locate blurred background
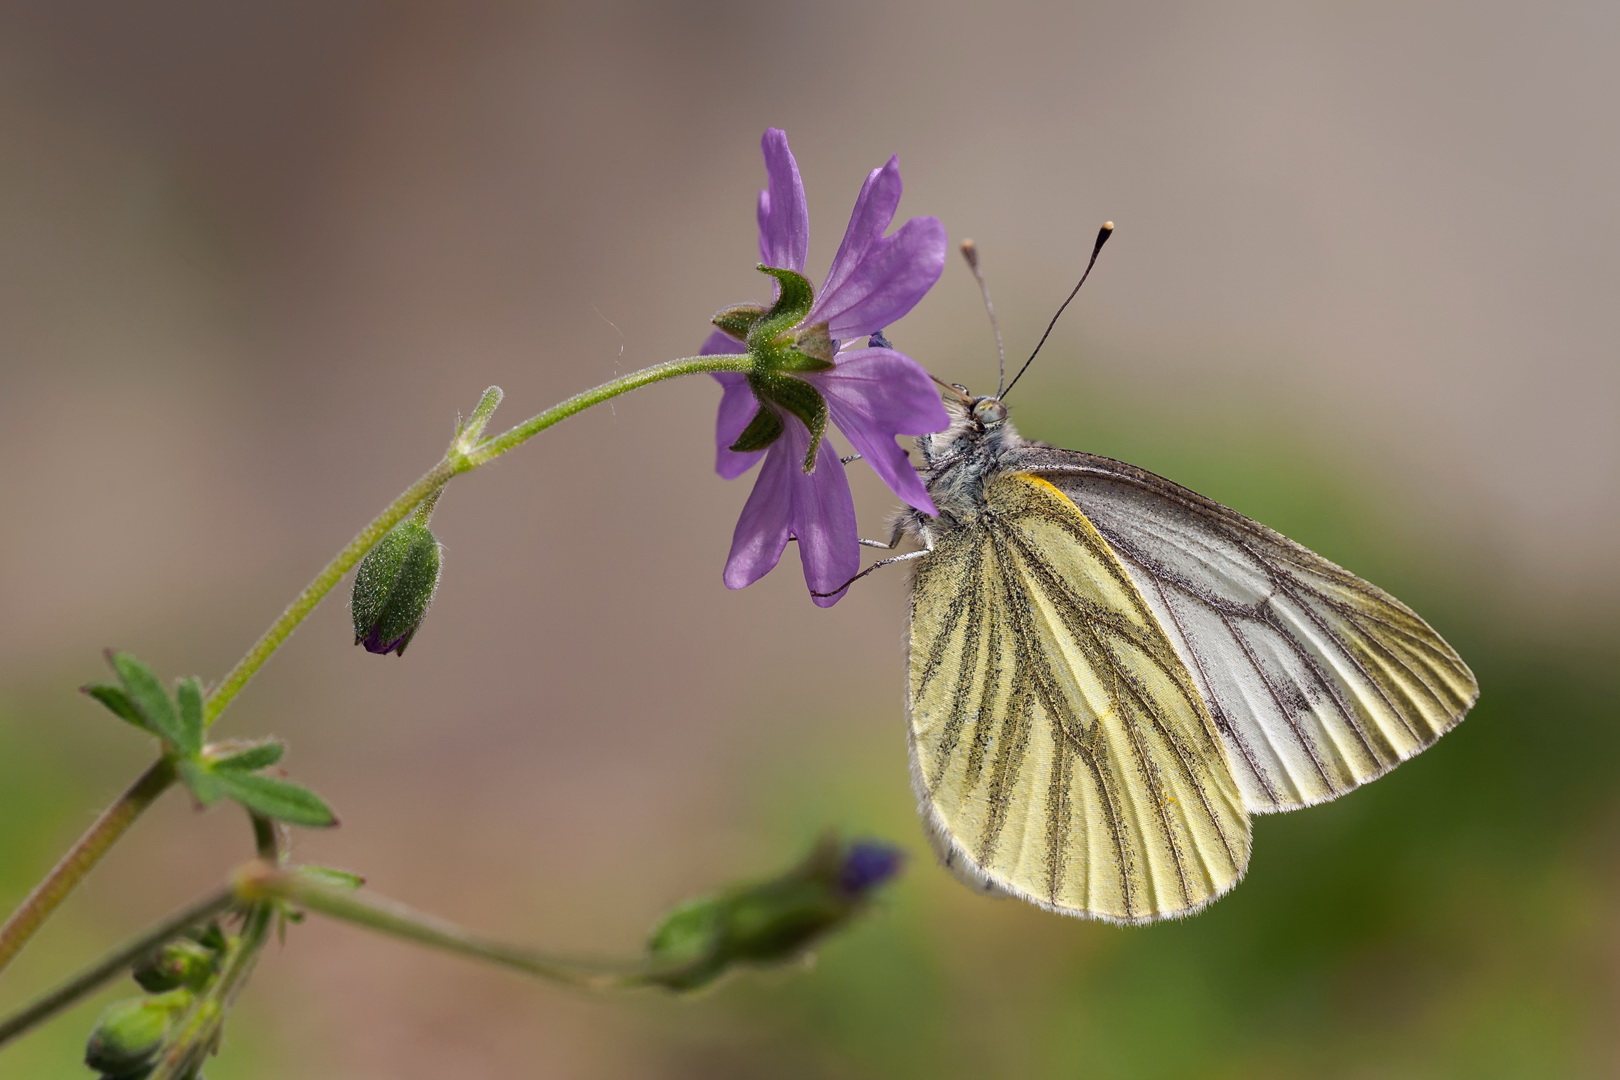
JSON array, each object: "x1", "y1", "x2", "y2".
[{"x1": 1, "y1": 1, "x2": 1616, "y2": 1077}]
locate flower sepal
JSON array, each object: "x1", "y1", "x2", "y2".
[
  {"x1": 786, "y1": 321, "x2": 836, "y2": 367},
  {"x1": 746, "y1": 265, "x2": 815, "y2": 347},
  {"x1": 745, "y1": 372, "x2": 828, "y2": 471},
  {"x1": 711, "y1": 303, "x2": 766, "y2": 340}
]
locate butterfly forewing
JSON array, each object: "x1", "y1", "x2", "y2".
[
  {"x1": 908, "y1": 473, "x2": 1250, "y2": 922},
  {"x1": 1023, "y1": 450, "x2": 1479, "y2": 813}
]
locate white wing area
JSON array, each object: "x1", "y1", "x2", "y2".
[{"x1": 1025, "y1": 452, "x2": 1478, "y2": 814}]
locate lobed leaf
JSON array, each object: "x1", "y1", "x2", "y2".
[
  {"x1": 82, "y1": 682, "x2": 152, "y2": 734},
  {"x1": 109, "y1": 652, "x2": 187, "y2": 753},
  {"x1": 210, "y1": 770, "x2": 337, "y2": 828},
  {"x1": 295, "y1": 866, "x2": 365, "y2": 891},
  {"x1": 173, "y1": 676, "x2": 206, "y2": 757},
  {"x1": 206, "y1": 738, "x2": 286, "y2": 773}
]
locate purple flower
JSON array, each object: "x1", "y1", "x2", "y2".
[{"x1": 706, "y1": 129, "x2": 950, "y2": 606}]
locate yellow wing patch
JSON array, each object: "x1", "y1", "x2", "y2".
[{"x1": 907, "y1": 474, "x2": 1251, "y2": 922}]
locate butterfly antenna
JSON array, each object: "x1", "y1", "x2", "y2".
[
  {"x1": 1001, "y1": 222, "x2": 1114, "y2": 399},
  {"x1": 960, "y1": 240, "x2": 1007, "y2": 395}
]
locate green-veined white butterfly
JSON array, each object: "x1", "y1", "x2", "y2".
[{"x1": 875, "y1": 226, "x2": 1478, "y2": 922}]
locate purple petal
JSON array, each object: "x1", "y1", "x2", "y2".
[
  {"x1": 807, "y1": 216, "x2": 947, "y2": 341},
  {"x1": 786, "y1": 432, "x2": 860, "y2": 608},
  {"x1": 722, "y1": 420, "x2": 859, "y2": 607},
  {"x1": 724, "y1": 434, "x2": 797, "y2": 590},
  {"x1": 703, "y1": 329, "x2": 763, "y2": 479},
  {"x1": 812, "y1": 347, "x2": 948, "y2": 514},
  {"x1": 818, "y1": 156, "x2": 903, "y2": 306},
  {"x1": 756, "y1": 129, "x2": 808, "y2": 273}
]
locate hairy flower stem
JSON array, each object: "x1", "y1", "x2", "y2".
[
  {"x1": 464, "y1": 354, "x2": 751, "y2": 466},
  {"x1": 236, "y1": 864, "x2": 691, "y2": 992},
  {"x1": 0, "y1": 353, "x2": 751, "y2": 985},
  {"x1": 0, "y1": 885, "x2": 238, "y2": 1048},
  {"x1": 0, "y1": 758, "x2": 177, "y2": 976}
]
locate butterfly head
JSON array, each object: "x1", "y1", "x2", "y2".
[{"x1": 970, "y1": 395, "x2": 1008, "y2": 429}]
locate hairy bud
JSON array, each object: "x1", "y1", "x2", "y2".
[
  {"x1": 84, "y1": 990, "x2": 191, "y2": 1076},
  {"x1": 352, "y1": 516, "x2": 442, "y2": 656},
  {"x1": 643, "y1": 835, "x2": 903, "y2": 991}
]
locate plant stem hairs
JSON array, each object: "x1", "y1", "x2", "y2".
[{"x1": 998, "y1": 222, "x2": 1114, "y2": 400}]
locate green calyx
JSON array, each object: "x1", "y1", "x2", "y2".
[
  {"x1": 715, "y1": 266, "x2": 838, "y2": 467},
  {"x1": 737, "y1": 266, "x2": 835, "y2": 374}
]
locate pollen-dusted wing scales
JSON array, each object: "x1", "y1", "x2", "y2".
[
  {"x1": 1021, "y1": 449, "x2": 1479, "y2": 814},
  {"x1": 907, "y1": 473, "x2": 1250, "y2": 923}
]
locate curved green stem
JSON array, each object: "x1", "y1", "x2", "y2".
[
  {"x1": 236, "y1": 864, "x2": 692, "y2": 992},
  {"x1": 464, "y1": 353, "x2": 750, "y2": 468},
  {"x1": 0, "y1": 758, "x2": 176, "y2": 975}
]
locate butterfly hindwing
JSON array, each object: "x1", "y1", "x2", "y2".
[
  {"x1": 1021, "y1": 449, "x2": 1479, "y2": 813},
  {"x1": 907, "y1": 472, "x2": 1251, "y2": 922}
]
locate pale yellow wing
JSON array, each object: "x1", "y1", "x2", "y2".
[
  {"x1": 1021, "y1": 449, "x2": 1479, "y2": 813},
  {"x1": 907, "y1": 473, "x2": 1251, "y2": 923}
]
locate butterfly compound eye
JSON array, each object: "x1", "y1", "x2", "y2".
[{"x1": 971, "y1": 398, "x2": 1008, "y2": 426}]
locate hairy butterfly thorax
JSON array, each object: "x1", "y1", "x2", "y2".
[{"x1": 909, "y1": 396, "x2": 1025, "y2": 531}]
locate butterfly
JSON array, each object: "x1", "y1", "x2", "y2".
[{"x1": 880, "y1": 227, "x2": 1478, "y2": 923}]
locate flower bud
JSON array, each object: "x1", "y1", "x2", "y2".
[
  {"x1": 84, "y1": 990, "x2": 191, "y2": 1076},
  {"x1": 132, "y1": 938, "x2": 220, "y2": 993},
  {"x1": 643, "y1": 835, "x2": 903, "y2": 991},
  {"x1": 352, "y1": 517, "x2": 442, "y2": 656}
]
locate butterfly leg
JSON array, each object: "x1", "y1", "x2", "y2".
[
  {"x1": 858, "y1": 519, "x2": 909, "y2": 550},
  {"x1": 810, "y1": 544, "x2": 931, "y2": 598}
]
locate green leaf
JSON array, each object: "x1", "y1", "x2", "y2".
[
  {"x1": 206, "y1": 738, "x2": 286, "y2": 773},
  {"x1": 296, "y1": 866, "x2": 365, "y2": 891},
  {"x1": 173, "y1": 676, "x2": 205, "y2": 757},
  {"x1": 210, "y1": 770, "x2": 337, "y2": 828},
  {"x1": 177, "y1": 758, "x2": 224, "y2": 805},
  {"x1": 82, "y1": 682, "x2": 152, "y2": 733},
  {"x1": 110, "y1": 652, "x2": 187, "y2": 753}
]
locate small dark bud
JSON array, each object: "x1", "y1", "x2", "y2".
[
  {"x1": 352, "y1": 517, "x2": 442, "y2": 656},
  {"x1": 132, "y1": 938, "x2": 219, "y2": 993},
  {"x1": 84, "y1": 990, "x2": 190, "y2": 1076},
  {"x1": 643, "y1": 835, "x2": 904, "y2": 992}
]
